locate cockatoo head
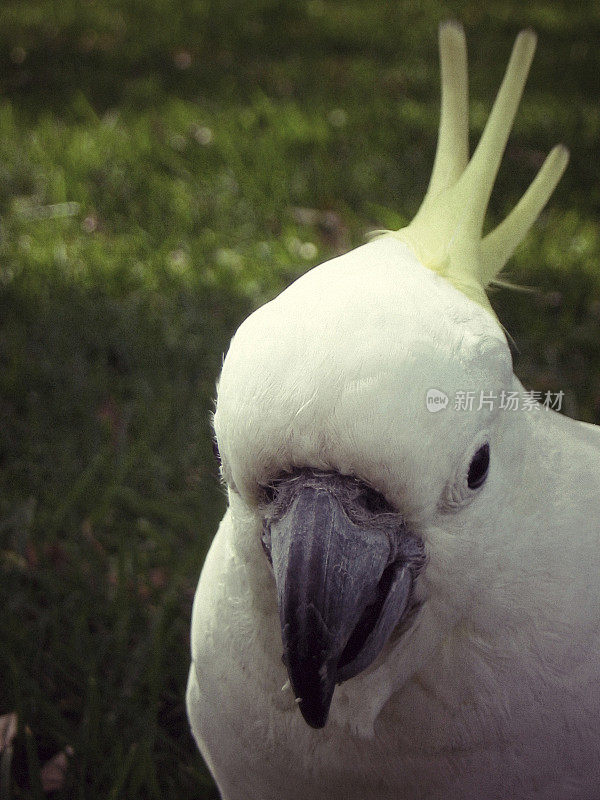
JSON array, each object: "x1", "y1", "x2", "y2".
[{"x1": 212, "y1": 22, "x2": 568, "y2": 729}]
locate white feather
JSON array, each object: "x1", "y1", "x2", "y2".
[
  {"x1": 186, "y1": 24, "x2": 597, "y2": 800},
  {"x1": 187, "y1": 237, "x2": 600, "y2": 799}
]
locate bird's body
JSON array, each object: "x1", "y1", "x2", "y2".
[
  {"x1": 187, "y1": 23, "x2": 600, "y2": 800},
  {"x1": 187, "y1": 238, "x2": 600, "y2": 799}
]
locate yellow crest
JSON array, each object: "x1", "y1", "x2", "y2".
[{"x1": 389, "y1": 22, "x2": 569, "y2": 313}]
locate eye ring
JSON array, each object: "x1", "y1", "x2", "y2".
[
  {"x1": 467, "y1": 443, "x2": 490, "y2": 490},
  {"x1": 440, "y1": 435, "x2": 491, "y2": 511}
]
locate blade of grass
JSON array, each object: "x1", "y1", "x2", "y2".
[
  {"x1": 24, "y1": 726, "x2": 44, "y2": 800},
  {"x1": 0, "y1": 746, "x2": 13, "y2": 800}
]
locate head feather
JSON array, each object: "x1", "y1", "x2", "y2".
[{"x1": 389, "y1": 21, "x2": 569, "y2": 314}]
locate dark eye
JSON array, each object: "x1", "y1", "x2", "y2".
[{"x1": 467, "y1": 443, "x2": 489, "y2": 490}]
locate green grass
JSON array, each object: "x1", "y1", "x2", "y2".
[{"x1": 0, "y1": 0, "x2": 599, "y2": 797}]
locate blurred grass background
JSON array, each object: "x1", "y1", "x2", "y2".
[{"x1": 0, "y1": 0, "x2": 599, "y2": 797}]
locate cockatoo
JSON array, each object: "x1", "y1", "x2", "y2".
[{"x1": 187, "y1": 21, "x2": 600, "y2": 800}]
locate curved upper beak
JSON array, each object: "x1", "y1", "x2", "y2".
[{"x1": 263, "y1": 471, "x2": 424, "y2": 729}]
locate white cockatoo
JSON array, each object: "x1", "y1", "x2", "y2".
[{"x1": 187, "y1": 21, "x2": 600, "y2": 800}]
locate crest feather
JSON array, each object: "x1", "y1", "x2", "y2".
[{"x1": 390, "y1": 22, "x2": 569, "y2": 314}]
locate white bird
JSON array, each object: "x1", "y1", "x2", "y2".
[{"x1": 187, "y1": 21, "x2": 600, "y2": 800}]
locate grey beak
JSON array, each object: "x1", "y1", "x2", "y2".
[{"x1": 263, "y1": 471, "x2": 424, "y2": 729}]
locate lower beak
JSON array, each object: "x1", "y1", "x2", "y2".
[{"x1": 265, "y1": 473, "x2": 422, "y2": 729}]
